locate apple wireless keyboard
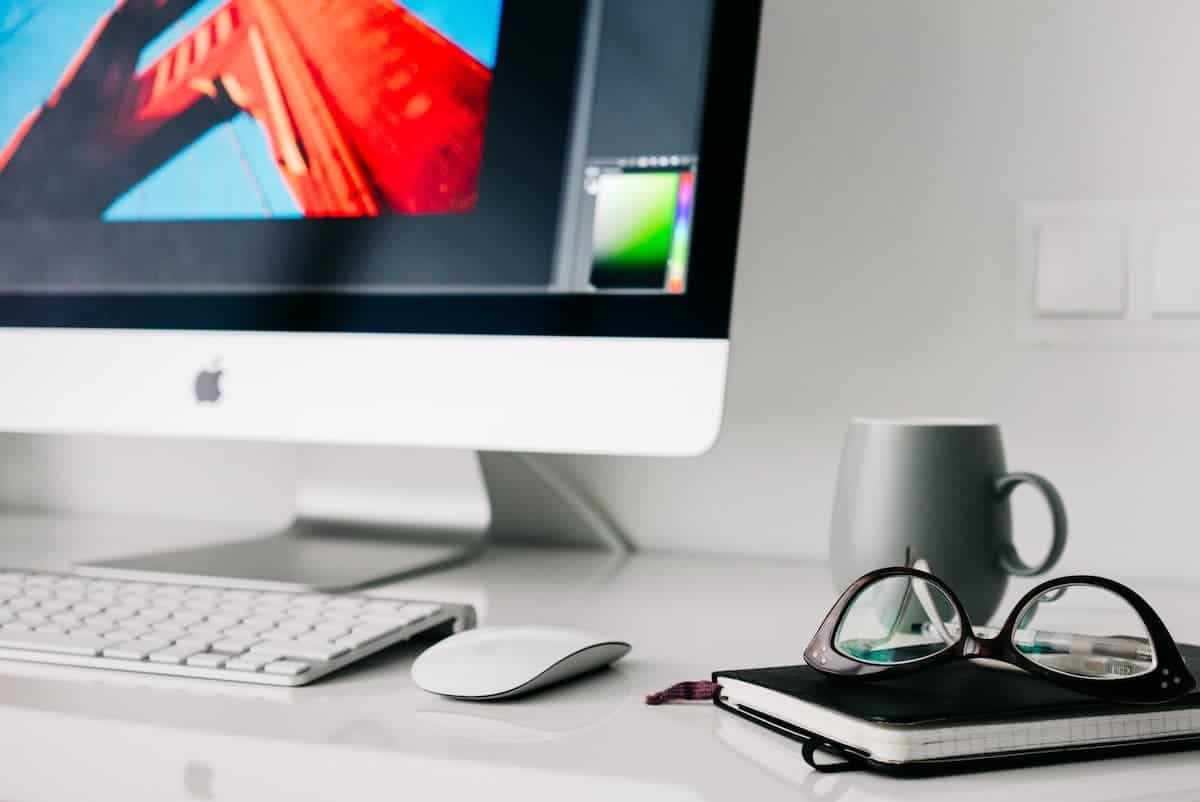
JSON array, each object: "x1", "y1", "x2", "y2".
[{"x1": 0, "y1": 570, "x2": 474, "y2": 686}]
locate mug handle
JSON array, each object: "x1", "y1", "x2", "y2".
[{"x1": 993, "y1": 472, "x2": 1068, "y2": 577}]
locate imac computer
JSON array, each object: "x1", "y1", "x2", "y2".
[{"x1": 0, "y1": 0, "x2": 763, "y2": 590}]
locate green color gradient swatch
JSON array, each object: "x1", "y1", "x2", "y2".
[{"x1": 592, "y1": 172, "x2": 680, "y2": 271}]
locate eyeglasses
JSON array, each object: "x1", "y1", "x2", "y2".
[{"x1": 805, "y1": 566, "x2": 1196, "y2": 705}]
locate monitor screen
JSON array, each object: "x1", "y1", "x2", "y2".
[{"x1": 0, "y1": 0, "x2": 759, "y2": 336}]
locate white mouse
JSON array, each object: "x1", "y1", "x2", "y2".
[{"x1": 412, "y1": 626, "x2": 631, "y2": 700}]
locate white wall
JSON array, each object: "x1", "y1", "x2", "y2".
[
  {"x1": 552, "y1": 0, "x2": 1200, "y2": 578},
  {"x1": 5, "y1": 0, "x2": 1200, "y2": 578}
]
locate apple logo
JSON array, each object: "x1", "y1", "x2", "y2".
[{"x1": 194, "y1": 360, "x2": 223, "y2": 405}]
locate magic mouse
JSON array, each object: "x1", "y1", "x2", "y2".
[{"x1": 412, "y1": 626, "x2": 631, "y2": 700}]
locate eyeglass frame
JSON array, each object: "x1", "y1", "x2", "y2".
[{"x1": 805, "y1": 566, "x2": 1196, "y2": 705}]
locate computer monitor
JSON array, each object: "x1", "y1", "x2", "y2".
[{"x1": 0, "y1": 0, "x2": 763, "y2": 589}]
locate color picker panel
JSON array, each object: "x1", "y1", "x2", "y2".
[{"x1": 589, "y1": 171, "x2": 681, "y2": 290}]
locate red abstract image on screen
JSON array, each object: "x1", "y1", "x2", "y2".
[{"x1": 0, "y1": 0, "x2": 494, "y2": 218}]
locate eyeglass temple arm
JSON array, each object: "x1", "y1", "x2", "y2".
[{"x1": 911, "y1": 559, "x2": 958, "y2": 645}]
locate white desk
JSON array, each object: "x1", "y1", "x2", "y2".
[{"x1": 0, "y1": 514, "x2": 1197, "y2": 801}]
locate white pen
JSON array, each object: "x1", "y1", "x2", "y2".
[{"x1": 972, "y1": 626, "x2": 1154, "y2": 663}]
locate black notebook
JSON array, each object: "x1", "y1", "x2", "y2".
[{"x1": 713, "y1": 644, "x2": 1200, "y2": 776}]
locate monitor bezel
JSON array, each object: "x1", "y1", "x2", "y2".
[{"x1": 0, "y1": 0, "x2": 764, "y2": 341}]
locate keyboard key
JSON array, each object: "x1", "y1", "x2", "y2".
[
  {"x1": 249, "y1": 640, "x2": 348, "y2": 663},
  {"x1": 242, "y1": 619, "x2": 281, "y2": 632},
  {"x1": 0, "y1": 630, "x2": 108, "y2": 656},
  {"x1": 173, "y1": 636, "x2": 218, "y2": 650},
  {"x1": 220, "y1": 626, "x2": 269, "y2": 640},
  {"x1": 103, "y1": 639, "x2": 173, "y2": 660},
  {"x1": 170, "y1": 611, "x2": 207, "y2": 625},
  {"x1": 1, "y1": 622, "x2": 33, "y2": 632},
  {"x1": 275, "y1": 621, "x2": 314, "y2": 635},
  {"x1": 71, "y1": 602, "x2": 104, "y2": 616},
  {"x1": 334, "y1": 634, "x2": 379, "y2": 651},
  {"x1": 211, "y1": 638, "x2": 257, "y2": 655},
  {"x1": 256, "y1": 627, "x2": 296, "y2": 641},
  {"x1": 319, "y1": 610, "x2": 360, "y2": 624},
  {"x1": 225, "y1": 655, "x2": 273, "y2": 672},
  {"x1": 186, "y1": 653, "x2": 228, "y2": 669},
  {"x1": 102, "y1": 629, "x2": 145, "y2": 642},
  {"x1": 263, "y1": 660, "x2": 311, "y2": 676},
  {"x1": 148, "y1": 644, "x2": 205, "y2": 665},
  {"x1": 182, "y1": 627, "x2": 229, "y2": 640},
  {"x1": 133, "y1": 610, "x2": 171, "y2": 624},
  {"x1": 217, "y1": 605, "x2": 253, "y2": 618},
  {"x1": 39, "y1": 599, "x2": 73, "y2": 613}
]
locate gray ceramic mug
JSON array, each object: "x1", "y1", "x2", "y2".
[{"x1": 830, "y1": 418, "x2": 1068, "y2": 623}]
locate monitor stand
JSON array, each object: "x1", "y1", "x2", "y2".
[{"x1": 77, "y1": 447, "x2": 632, "y2": 592}]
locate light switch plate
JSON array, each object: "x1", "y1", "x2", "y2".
[
  {"x1": 1019, "y1": 201, "x2": 1200, "y2": 347},
  {"x1": 1034, "y1": 225, "x2": 1127, "y2": 317},
  {"x1": 1152, "y1": 225, "x2": 1200, "y2": 318}
]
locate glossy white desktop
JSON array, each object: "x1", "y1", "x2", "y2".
[{"x1": 1, "y1": 514, "x2": 1196, "y2": 801}]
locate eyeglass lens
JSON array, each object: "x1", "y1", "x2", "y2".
[
  {"x1": 835, "y1": 575, "x2": 963, "y2": 665},
  {"x1": 1012, "y1": 584, "x2": 1157, "y2": 680}
]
